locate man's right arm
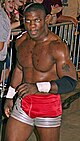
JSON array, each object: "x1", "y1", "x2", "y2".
[
  {"x1": 10, "y1": 63, "x2": 23, "y2": 89},
  {"x1": 4, "y1": 63, "x2": 23, "y2": 117}
]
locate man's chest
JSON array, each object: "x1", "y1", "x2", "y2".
[{"x1": 18, "y1": 43, "x2": 55, "y2": 72}]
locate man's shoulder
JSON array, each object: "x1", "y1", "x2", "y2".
[
  {"x1": 49, "y1": 32, "x2": 62, "y2": 45},
  {"x1": 16, "y1": 31, "x2": 29, "y2": 49},
  {"x1": 50, "y1": 38, "x2": 66, "y2": 50},
  {"x1": 49, "y1": 33, "x2": 68, "y2": 53}
]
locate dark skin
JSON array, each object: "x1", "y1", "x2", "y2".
[{"x1": 4, "y1": 9, "x2": 77, "y2": 141}]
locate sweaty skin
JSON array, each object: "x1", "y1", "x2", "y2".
[
  {"x1": 4, "y1": 6, "x2": 77, "y2": 141},
  {"x1": 4, "y1": 8, "x2": 77, "y2": 117}
]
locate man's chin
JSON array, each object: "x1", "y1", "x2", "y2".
[{"x1": 29, "y1": 33, "x2": 38, "y2": 39}]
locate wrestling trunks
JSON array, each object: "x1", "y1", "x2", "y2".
[{"x1": 21, "y1": 94, "x2": 62, "y2": 118}]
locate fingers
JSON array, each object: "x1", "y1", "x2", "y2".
[
  {"x1": 16, "y1": 83, "x2": 27, "y2": 91},
  {"x1": 5, "y1": 107, "x2": 12, "y2": 118},
  {"x1": 18, "y1": 87, "x2": 28, "y2": 97},
  {"x1": 4, "y1": 99, "x2": 13, "y2": 118},
  {"x1": 16, "y1": 83, "x2": 29, "y2": 97},
  {"x1": 45, "y1": 14, "x2": 52, "y2": 24},
  {"x1": 74, "y1": 20, "x2": 78, "y2": 27},
  {"x1": 15, "y1": 83, "x2": 38, "y2": 97},
  {"x1": 51, "y1": 5, "x2": 62, "y2": 15}
]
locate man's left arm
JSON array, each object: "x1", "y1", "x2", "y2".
[
  {"x1": 50, "y1": 41, "x2": 77, "y2": 94},
  {"x1": 57, "y1": 15, "x2": 78, "y2": 27}
]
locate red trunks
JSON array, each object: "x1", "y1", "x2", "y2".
[{"x1": 21, "y1": 94, "x2": 62, "y2": 118}]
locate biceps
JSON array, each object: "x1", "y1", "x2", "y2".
[
  {"x1": 56, "y1": 59, "x2": 76, "y2": 79},
  {"x1": 11, "y1": 65, "x2": 22, "y2": 88}
]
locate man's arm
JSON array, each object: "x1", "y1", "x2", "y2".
[
  {"x1": 55, "y1": 42, "x2": 76, "y2": 79},
  {"x1": 4, "y1": 63, "x2": 23, "y2": 117},
  {"x1": 6, "y1": 62, "x2": 23, "y2": 99},
  {"x1": 57, "y1": 15, "x2": 78, "y2": 27},
  {"x1": 10, "y1": 63, "x2": 23, "y2": 88},
  {"x1": 50, "y1": 41, "x2": 77, "y2": 94}
]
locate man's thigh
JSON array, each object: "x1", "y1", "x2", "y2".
[
  {"x1": 4, "y1": 117, "x2": 33, "y2": 141},
  {"x1": 37, "y1": 126, "x2": 60, "y2": 141}
]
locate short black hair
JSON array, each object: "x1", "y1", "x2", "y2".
[{"x1": 24, "y1": 3, "x2": 46, "y2": 17}]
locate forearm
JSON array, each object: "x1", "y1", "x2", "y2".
[
  {"x1": 10, "y1": 64, "x2": 22, "y2": 88},
  {"x1": 36, "y1": 76, "x2": 77, "y2": 94},
  {"x1": 6, "y1": 75, "x2": 77, "y2": 99},
  {"x1": 57, "y1": 15, "x2": 73, "y2": 23},
  {"x1": 6, "y1": 65, "x2": 22, "y2": 98},
  {"x1": 50, "y1": 76, "x2": 77, "y2": 94},
  {"x1": 57, "y1": 15, "x2": 78, "y2": 27}
]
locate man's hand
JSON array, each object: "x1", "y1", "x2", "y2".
[
  {"x1": 16, "y1": 83, "x2": 38, "y2": 98},
  {"x1": 70, "y1": 17, "x2": 78, "y2": 27},
  {"x1": 51, "y1": 4, "x2": 62, "y2": 15},
  {"x1": 45, "y1": 4, "x2": 62, "y2": 25},
  {"x1": 46, "y1": 14, "x2": 57, "y2": 25},
  {"x1": 4, "y1": 99, "x2": 13, "y2": 118}
]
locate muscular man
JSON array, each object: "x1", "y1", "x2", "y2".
[{"x1": 4, "y1": 3, "x2": 77, "y2": 141}]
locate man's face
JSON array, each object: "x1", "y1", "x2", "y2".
[
  {"x1": 24, "y1": 10, "x2": 46, "y2": 39},
  {"x1": 5, "y1": 0, "x2": 14, "y2": 13}
]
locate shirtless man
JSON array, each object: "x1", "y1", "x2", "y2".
[{"x1": 4, "y1": 3, "x2": 77, "y2": 141}]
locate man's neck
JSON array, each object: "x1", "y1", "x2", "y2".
[{"x1": 35, "y1": 30, "x2": 50, "y2": 43}]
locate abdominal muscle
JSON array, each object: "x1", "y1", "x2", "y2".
[{"x1": 23, "y1": 65, "x2": 58, "y2": 83}]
